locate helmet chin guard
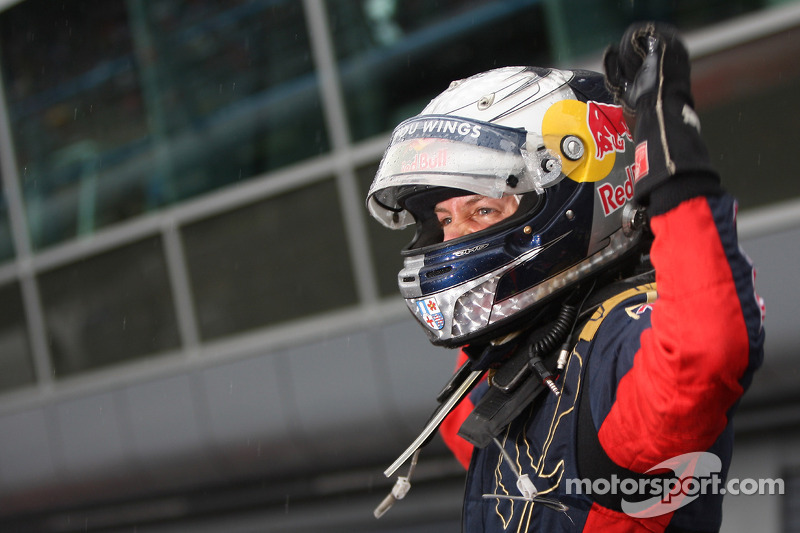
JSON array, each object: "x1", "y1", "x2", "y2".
[{"x1": 367, "y1": 67, "x2": 645, "y2": 347}]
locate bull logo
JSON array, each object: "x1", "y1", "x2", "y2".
[
  {"x1": 541, "y1": 99, "x2": 633, "y2": 184},
  {"x1": 587, "y1": 102, "x2": 632, "y2": 160}
]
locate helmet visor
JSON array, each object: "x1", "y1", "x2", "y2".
[{"x1": 367, "y1": 115, "x2": 560, "y2": 229}]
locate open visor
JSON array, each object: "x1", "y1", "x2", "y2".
[{"x1": 367, "y1": 114, "x2": 562, "y2": 229}]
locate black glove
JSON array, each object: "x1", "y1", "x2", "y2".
[{"x1": 604, "y1": 22, "x2": 720, "y2": 214}]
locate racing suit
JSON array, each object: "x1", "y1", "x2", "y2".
[{"x1": 440, "y1": 189, "x2": 765, "y2": 531}]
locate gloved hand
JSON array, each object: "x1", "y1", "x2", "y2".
[{"x1": 604, "y1": 22, "x2": 720, "y2": 212}]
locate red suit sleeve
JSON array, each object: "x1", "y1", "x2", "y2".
[{"x1": 598, "y1": 196, "x2": 764, "y2": 472}]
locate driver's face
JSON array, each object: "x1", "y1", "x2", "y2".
[{"x1": 435, "y1": 194, "x2": 520, "y2": 242}]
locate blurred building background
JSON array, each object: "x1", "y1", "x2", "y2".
[{"x1": 0, "y1": 0, "x2": 797, "y2": 531}]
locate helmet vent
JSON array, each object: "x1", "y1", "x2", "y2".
[
  {"x1": 477, "y1": 94, "x2": 495, "y2": 110},
  {"x1": 402, "y1": 275, "x2": 416, "y2": 283},
  {"x1": 426, "y1": 266, "x2": 453, "y2": 278}
]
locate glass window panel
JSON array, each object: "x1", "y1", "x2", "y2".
[
  {"x1": 326, "y1": 0, "x2": 551, "y2": 141},
  {"x1": 38, "y1": 236, "x2": 180, "y2": 377},
  {"x1": 0, "y1": 0, "x2": 328, "y2": 250},
  {"x1": 327, "y1": 0, "x2": 769, "y2": 142},
  {"x1": 0, "y1": 0, "x2": 149, "y2": 249},
  {"x1": 536, "y1": 0, "x2": 767, "y2": 61},
  {"x1": 127, "y1": 0, "x2": 329, "y2": 199},
  {"x1": 0, "y1": 177, "x2": 15, "y2": 262},
  {"x1": 356, "y1": 162, "x2": 413, "y2": 298},
  {"x1": 182, "y1": 179, "x2": 358, "y2": 340},
  {"x1": 0, "y1": 282, "x2": 35, "y2": 392}
]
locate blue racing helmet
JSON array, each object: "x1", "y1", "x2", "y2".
[{"x1": 367, "y1": 67, "x2": 644, "y2": 347}]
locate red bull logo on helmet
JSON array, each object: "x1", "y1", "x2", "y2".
[
  {"x1": 587, "y1": 102, "x2": 632, "y2": 160},
  {"x1": 598, "y1": 165, "x2": 636, "y2": 216}
]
